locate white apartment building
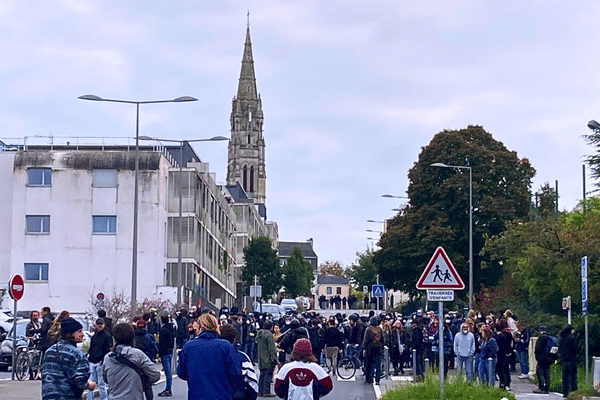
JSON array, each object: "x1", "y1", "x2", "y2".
[{"x1": 0, "y1": 139, "x2": 236, "y2": 313}]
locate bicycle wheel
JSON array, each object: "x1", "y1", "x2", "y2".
[
  {"x1": 30, "y1": 351, "x2": 42, "y2": 380},
  {"x1": 15, "y1": 350, "x2": 30, "y2": 381},
  {"x1": 336, "y1": 357, "x2": 356, "y2": 380}
]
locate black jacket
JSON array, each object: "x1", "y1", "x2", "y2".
[
  {"x1": 558, "y1": 329, "x2": 579, "y2": 363},
  {"x1": 87, "y1": 329, "x2": 113, "y2": 364},
  {"x1": 158, "y1": 323, "x2": 175, "y2": 357},
  {"x1": 278, "y1": 327, "x2": 308, "y2": 354},
  {"x1": 323, "y1": 327, "x2": 343, "y2": 348},
  {"x1": 40, "y1": 312, "x2": 55, "y2": 351}
]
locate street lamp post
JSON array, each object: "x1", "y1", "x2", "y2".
[
  {"x1": 78, "y1": 94, "x2": 197, "y2": 311},
  {"x1": 139, "y1": 136, "x2": 228, "y2": 305},
  {"x1": 431, "y1": 162, "x2": 473, "y2": 311}
]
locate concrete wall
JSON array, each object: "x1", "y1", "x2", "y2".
[{"x1": 0, "y1": 153, "x2": 16, "y2": 306}]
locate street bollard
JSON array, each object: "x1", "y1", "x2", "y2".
[
  {"x1": 412, "y1": 349, "x2": 417, "y2": 381},
  {"x1": 488, "y1": 358, "x2": 493, "y2": 386},
  {"x1": 383, "y1": 345, "x2": 390, "y2": 380},
  {"x1": 424, "y1": 357, "x2": 430, "y2": 373}
]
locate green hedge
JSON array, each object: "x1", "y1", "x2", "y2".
[{"x1": 381, "y1": 375, "x2": 517, "y2": 400}]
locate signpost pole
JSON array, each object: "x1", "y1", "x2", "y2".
[
  {"x1": 11, "y1": 297, "x2": 17, "y2": 381},
  {"x1": 376, "y1": 274, "x2": 380, "y2": 311},
  {"x1": 582, "y1": 256, "x2": 589, "y2": 385},
  {"x1": 8, "y1": 274, "x2": 24, "y2": 381},
  {"x1": 439, "y1": 301, "x2": 444, "y2": 399}
]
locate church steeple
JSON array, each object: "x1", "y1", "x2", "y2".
[
  {"x1": 227, "y1": 22, "x2": 266, "y2": 206},
  {"x1": 237, "y1": 27, "x2": 258, "y2": 101}
]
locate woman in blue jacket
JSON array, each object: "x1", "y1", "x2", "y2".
[
  {"x1": 478, "y1": 327, "x2": 498, "y2": 386},
  {"x1": 177, "y1": 313, "x2": 242, "y2": 400}
]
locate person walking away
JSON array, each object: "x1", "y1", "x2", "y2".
[
  {"x1": 515, "y1": 322, "x2": 530, "y2": 379},
  {"x1": 496, "y1": 319, "x2": 514, "y2": 390},
  {"x1": 274, "y1": 338, "x2": 332, "y2": 400},
  {"x1": 308, "y1": 319, "x2": 324, "y2": 361},
  {"x1": 220, "y1": 324, "x2": 259, "y2": 400},
  {"x1": 134, "y1": 319, "x2": 158, "y2": 362},
  {"x1": 411, "y1": 318, "x2": 425, "y2": 380},
  {"x1": 323, "y1": 320, "x2": 343, "y2": 375},
  {"x1": 478, "y1": 327, "x2": 498, "y2": 386},
  {"x1": 103, "y1": 322, "x2": 160, "y2": 400},
  {"x1": 361, "y1": 316, "x2": 384, "y2": 385},
  {"x1": 257, "y1": 320, "x2": 278, "y2": 397},
  {"x1": 278, "y1": 319, "x2": 309, "y2": 363},
  {"x1": 42, "y1": 317, "x2": 96, "y2": 399},
  {"x1": 39, "y1": 306, "x2": 56, "y2": 352},
  {"x1": 559, "y1": 325, "x2": 579, "y2": 398},
  {"x1": 453, "y1": 323, "x2": 475, "y2": 383},
  {"x1": 87, "y1": 318, "x2": 112, "y2": 400},
  {"x1": 534, "y1": 325, "x2": 556, "y2": 394},
  {"x1": 157, "y1": 313, "x2": 175, "y2": 397},
  {"x1": 177, "y1": 313, "x2": 241, "y2": 400}
]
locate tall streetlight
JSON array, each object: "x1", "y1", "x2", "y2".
[
  {"x1": 366, "y1": 219, "x2": 384, "y2": 223},
  {"x1": 139, "y1": 136, "x2": 228, "y2": 305},
  {"x1": 78, "y1": 94, "x2": 197, "y2": 311},
  {"x1": 431, "y1": 162, "x2": 473, "y2": 311},
  {"x1": 381, "y1": 194, "x2": 409, "y2": 199},
  {"x1": 366, "y1": 229, "x2": 382, "y2": 234}
]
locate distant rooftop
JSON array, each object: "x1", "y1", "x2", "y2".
[
  {"x1": 279, "y1": 240, "x2": 317, "y2": 259},
  {"x1": 317, "y1": 275, "x2": 349, "y2": 285}
]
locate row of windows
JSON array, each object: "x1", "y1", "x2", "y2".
[
  {"x1": 326, "y1": 287, "x2": 343, "y2": 295},
  {"x1": 26, "y1": 168, "x2": 118, "y2": 188},
  {"x1": 25, "y1": 215, "x2": 116, "y2": 234}
]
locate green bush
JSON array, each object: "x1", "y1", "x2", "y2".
[
  {"x1": 548, "y1": 363, "x2": 595, "y2": 396},
  {"x1": 381, "y1": 373, "x2": 517, "y2": 400}
]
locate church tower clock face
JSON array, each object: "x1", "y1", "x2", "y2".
[{"x1": 226, "y1": 25, "x2": 266, "y2": 205}]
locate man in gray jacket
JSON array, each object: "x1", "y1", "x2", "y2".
[
  {"x1": 453, "y1": 323, "x2": 475, "y2": 382},
  {"x1": 103, "y1": 323, "x2": 160, "y2": 400}
]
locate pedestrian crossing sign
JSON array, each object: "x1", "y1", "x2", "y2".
[
  {"x1": 416, "y1": 246, "x2": 465, "y2": 290},
  {"x1": 371, "y1": 284, "x2": 385, "y2": 298}
]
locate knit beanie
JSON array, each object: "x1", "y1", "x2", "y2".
[
  {"x1": 61, "y1": 317, "x2": 83, "y2": 334},
  {"x1": 292, "y1": 338, "x2": 312, "y2": 357}
]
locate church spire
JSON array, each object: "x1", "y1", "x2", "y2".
[{"x1": 237, "y1": 22, "x2": 258, "y2": 100}]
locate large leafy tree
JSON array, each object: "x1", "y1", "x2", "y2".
[
  {"x1": 345, "y1": 248, "x2": 378, "y2": 289},
  {"x1": 242, "y1": 236, "x2": 282, "y2": 300},
  {"x1": 282, "y1": 247, "x2": 314, "y2": 297},
  {"x1": 374, "y1": 126, "x2": 535, "y2": 299}
]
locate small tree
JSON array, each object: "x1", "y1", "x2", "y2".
[
  {"x1": 282, "y1": 247, "x2": 314, "y2": 298},
  {"x1": 319, "y1": 260, "x2": 345, "y2": 276},
  {"x1": 89, "y1": 287, "x2": 132, "y2": 323},
  {"x1": 346, "y1": 248, "x2": 378, "y2": 289},
  {"x1": 242, "y1": 236, "x2": 282, "y2": 300}
]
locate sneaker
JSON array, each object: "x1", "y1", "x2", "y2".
[
  {"x1": 533, "y1": 389, "x2": 544, "y2": 394},
  {"x1": 157, "y1": 390, "x2": 172, "y2": 397},
  {"x1": 518, "y1": 374, "x2": 528, "y2": 379}
]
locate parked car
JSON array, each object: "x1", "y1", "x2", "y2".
[
  {"x1": 253, "y1": 303, "x2": 285, "y2": 319},
  {"x1": 280, "y1": 299, "x2": 298, "y2": 312},
  {"x1": 0, "y1": 310, "x2": 14, "y2": 335}
]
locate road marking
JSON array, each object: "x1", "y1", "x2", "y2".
[{"x1": 373, "y1": 382, "x2": 382, "y2": 399}]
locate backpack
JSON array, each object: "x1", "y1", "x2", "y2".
[
  {"x1": 370, "y1": 326, "x2": 383, "y2": 348},
  {"x1": 545, "y1": 335, "x2": 558, "y2": 359}
]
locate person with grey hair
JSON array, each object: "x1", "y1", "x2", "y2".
[{"x1": 453, "y1": 322, "x2": 475, "y2": 382}]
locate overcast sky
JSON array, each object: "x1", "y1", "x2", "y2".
[{"x1": 2, "y1": 1, "x2": 599, "y2": 267}]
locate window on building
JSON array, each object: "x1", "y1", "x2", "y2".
[
  {"x1": 92, "y1": 169, "x2": 118, "y2": 187},
  {"x1": 326, "y1": 287, "x2": 332, "y2": 295},
  {"x1": 24, "y1": 263, "x2": 48, "y2": 281},
  {"x1": 25, "y1": 215, "x2": 50, "y2": 234},
  {"x1": 337, "y1": 287, "x2": 342, "y2": 295},
  {"x1": 92, "y1": 216, "x2": 117, "y2": 234},
  {"x1": 27, "y1": 168, "x2": 52, "y2": 186},
  {"x1": 249, "y1": 165, "x2": 254, "y2": 193},
  {"x1": 243, "y1": 165, "x2": 248, "y2": 192}
]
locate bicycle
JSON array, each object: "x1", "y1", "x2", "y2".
[
  {"x1": 336, "y1": 344, "x2": 363, "y2": 380},
  {"x1": 15, "y1": 338, "x2": 43, "y2": 381}
]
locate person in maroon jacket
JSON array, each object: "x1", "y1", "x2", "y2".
[{"x1": 275, "y1": 338, "x2": 332, "y2": 400}]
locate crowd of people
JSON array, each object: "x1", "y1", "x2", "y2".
[{"x1": 22, "y1": 303, "x2": 582, "y2": 400}]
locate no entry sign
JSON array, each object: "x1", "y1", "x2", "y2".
[{"x1": 8, "y1": 274, "x2": 24, "y2": 301}]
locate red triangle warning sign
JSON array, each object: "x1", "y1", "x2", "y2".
[{"x1": 416, "y1": 246, "x2": 465, "y2": 290}]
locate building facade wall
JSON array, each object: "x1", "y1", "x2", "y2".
[{"x1": 0, "y1": 153, "x2": 16, "y2": 300}]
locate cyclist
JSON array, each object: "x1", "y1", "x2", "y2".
[{"x1": 346, "y1": 314, "x2": 365, "y2": 367}]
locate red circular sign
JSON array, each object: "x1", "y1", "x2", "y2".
[{"x1": 8, "y1": 274, "x2": 24, "y2": 301}]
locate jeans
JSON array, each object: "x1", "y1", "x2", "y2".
[
  {"x1": 87, "y1": 362, "x2": 107, "y2": 400},
  {"x1": 456, "y1": 355, "x2": 473, "y2": 382},
  {"x1": 348, "y1": 344, "x2": 361, "y2": 366},
  {"x1": 497, "y1": 356, "x2": 511, "y2": 388},
  {"x1": 259, "y1": 367, "x2": 274, "y2": 395},
  {"x1": 364, "y1": 349, "x2": 382, "y2": 384},
  {"x1": 562, "y1": 360, "x2": 577, "y2": 397},
  {"x1": 536, "y1": 363, "x2": 550, "y2": 391},
  {"x1": 161, "y1": 353, "x2": 172, "y2": 391},
  {"x1": 517, "y1": 350, "x2": 529, "y2": 375},
  {"x1": 243, "y1": 341, "x2": 255, "y2": 362},
  {"x1": 478, "y1": 357, "x2": 497, "y2": 386}
]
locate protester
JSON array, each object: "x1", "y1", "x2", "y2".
[
  {"x1": 98, "y1": 309, "x2": 113, "y2": 336},
  {"x1": 323, "y1": 319, "x2": 343, "y2": 374},
  {"x1": 390, "y1": 320, "x2": 408, "y2": 375},
  {"x1": 157, "y1": 313, "x2": 175, "y2": 397},
  {"x1": 26, "y1": 310, "x2": 41, "y2": 339},
  {"x1": 41, "y1": 317, "x2": 96, "y2": 400},
  {"x1": 453, "y1": 322, "x2": 475, "y2": 382},
  {"x1": 87, "y1": 318, "x2": 112, "y2": 400},
  {"x1": 274, "y1": 338, "x2": 333, "y2": 400},
  {"x1": 559, "y1": 325, "x2": 579, "y2": 398},
  {"x1": 47, "y1": 310, "x2": 70, "y2": 344},
  {"x1": 177, "y1": 313, "x2": 241, "y2": 400},
  {"x1": 534, "y1": 325, "x2": 554, "y2": 394},
  {"x1": 220, "y1": 324, "x2": 259, "y2": 400},
  {"x1": 515, "y1": 321, "x2": 530, "y2": 379},
  {"x1": 39, "y1": 306, "x2": 56, "y2": 352},
  {"x1": 411, "y1": 318, "x2": 425, "y2": 380},
  {"x1": 478, "y1": 326, "x2": 498, "y2": 386},
  {"x1": 361, "y1": 316, "x2": 384, "y2": 385},
  {"x1": 103, "y1": 322, "x2": 160, "y2": 400},
  {"x1": 496, "y1": 319, "x2": 514, "y2": 390},
  {"x1": 256, "y1": 320, "x2": 278, "y2": 397},
  {"x1": 134, "y1": 319, "x2": 158, "y2": 361},
  {"x1": 278, "y1": 319, "x2": 309, "y2": 361}
]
